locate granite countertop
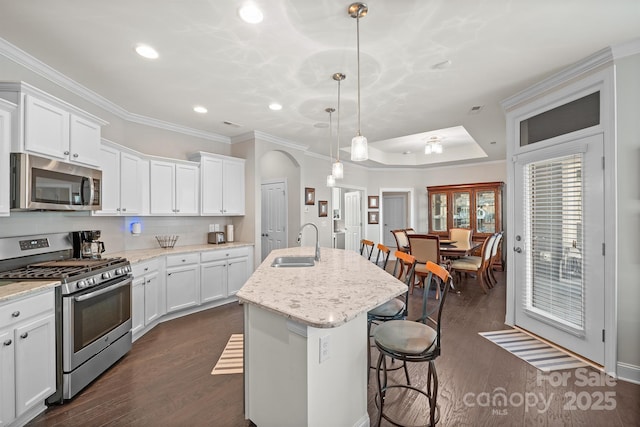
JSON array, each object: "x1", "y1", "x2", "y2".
[
  {"x1": 106, "y1": 242, "x2": 254, "y2": 264},
  {"x1": 236, "y1": 247, "x2": 406, "y2": 328},
  {"x1": 0, "y1": 280, "x2": 59, "y2": 303}
]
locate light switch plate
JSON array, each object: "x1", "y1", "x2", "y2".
[{"x1": 319, "y1": 335, "x2": 330, "y2": 363}]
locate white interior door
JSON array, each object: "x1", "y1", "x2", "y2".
[
  {"x1": 382, "y1": 195, "x2": 407, "y2": 248},
  {"x1": 261, "y1": 181, "x2": 287, "y2": 261},
  {"x1": 344, "y1": 191, "x2": 362, "y2": 252},
  {"x1": 513, "y1": 134, "x2": 604, "y2": 364}
]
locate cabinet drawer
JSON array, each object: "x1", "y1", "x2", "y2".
[
  {"x1": 0, "y1": 289, "x2": 54, "y2": 328},
  {"x1": 131, "y1": 259, "x2": 160, "y2": 277},
  {"x1": 166, "y1": 253, "x2": 199, "y2": 267},
  {"x1": 201, "y1": 247, "x2": 248, "y2": 263}
]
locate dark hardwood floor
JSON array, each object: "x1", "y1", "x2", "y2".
[{"x1": 28, "y1": 270, "x2": 639, "y2": 427}]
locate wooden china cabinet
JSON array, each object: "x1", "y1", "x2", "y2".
[{"x1": 427, "y1": 181, "x2": 504, "y2": 269}]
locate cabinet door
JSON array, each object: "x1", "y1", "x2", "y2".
[
  {"x1": 120, "y1": 152, "x2": 141, "y2": 214},
  {"x1": 24, "y1": 95, "x2": 69, "y2": 159},
  {"x1": 201, "y1": 260, "x2": 227, "y2": 303},
  {"x1": 475, "y1": 189, "x2": 497, "y2": 234},
  {"x1": 175, "y1": 163, "x2": 199, "y2": 215},
  {"x1": 430, "y1": 192, "x2": 448, "y2": 233},
  {"x1": 200, "y1": 156, "x2": 223, "y2": 215},
  {"x1": 223, "y1": 160, "x2": 245, "y2": 215},
  {"x1": 166, "y1": 266, "x2": 199, "y2": 313},
  {"x1": 69, "y1": 115, "x2": 101, "y2": 167},
  {"x1": 452, "y1": 191, "x2": 471, "y2": 229},
  {"x1": 149, "y1": 160, "x2": 175, "y2": 214},
  {"x1": 131, "y1": 277, "x2": 145, "y2": 335},
  {"x1": 96, "y1": 144, "x2": 120, "y2": 215},
  {"x1": 227, "y1": 257, "x2": 248, "y2": 296},
  {"x1": 0, "y1": 329, "x2": 15, "y2": 425},
  {"x1": 144, "y1": 272, "x2": 160, "y2": 324},
  {"x1": 14, "y1": 314, "x2": 56, "y2": 417},
  {"x1": 0, "y1": 106, "x2": 11, "y2": 216}
]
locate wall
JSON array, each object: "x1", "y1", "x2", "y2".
[{"x1": 615, "y1": 52, "x2": 640, "y2": 370}]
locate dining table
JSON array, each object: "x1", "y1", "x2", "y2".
[{"x1": 439, "y1": 239, "x2": 482, "y2": 257}]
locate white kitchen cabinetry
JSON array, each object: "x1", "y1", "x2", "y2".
[
  {"x1": 149, "y1": 158, "x2": 199, "y2": 215},
  {"x1": 200, "y1": 247, "x2": 252, "y2": 301},
  {"x1": 0, "y1": 289, "x2": 56, "y2": 426},
  {"x1": 0, "y1": 82, "x2": 107, "y2": 168},
  {"x1": 166, "y1": 253, "x2": 200, "y2": 313},
  {"x1": 0, "y1": 99, "x2": 15, "y2": 217},
  {"x1": 190, "y1": 152, "x2": 245, "y2": 216},
  {"x1": 131, "y1": 259, "x2": 162, "y2": 340},
  {"x1": 96, "y1": 141, "x2": 142, "y2": 216}
]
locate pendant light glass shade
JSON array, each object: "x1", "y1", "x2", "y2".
[
  {"x1": 424, "y1": 143, "x2": 433, "y2": 155},
  {"x1": 433, "y1": 141, "x2": 443, "y2": 154},
  {"x1": 326, "y1": 174, "x2": 336, "y2": 187},
  {"x1": 351, "y1": 134, "x2": 368, "y2": 161},
  {"x1": 349, "y1": 3, "x2": 369, "y2": 162},
  {"x1": 332, "y1": 161, "x2": 344, "y2": 179}
]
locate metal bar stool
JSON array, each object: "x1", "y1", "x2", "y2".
[
  {"x1": 373, "y1": 261, "x2": 452, "y2": 427},
  {"x1": 360, "y1": 239, "x2": 375, "y2": 260},
  {"x1": 367, "y1": 251, "x2": 415, "y2": 380}
]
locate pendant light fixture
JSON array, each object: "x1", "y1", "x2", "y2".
[
  {"x1": 325, "y1": 107, "x2": 336, "y2": 187},
  {"x1": 332, "y1": 72, "x2": 345, "y2": 179},
  {"x1": 424, "y1": 136, "x2": 444, "y2": 155},
  {"x1": 349, "y1": 2, "x2": 369, "y2": 162}
]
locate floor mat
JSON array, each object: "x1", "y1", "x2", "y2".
[
  {"x1": 211, "y1": 334, "x2": 243, "y2": 375},
  {"x1": 479, "y1": 329, "x2": 588, "y2": 372}
]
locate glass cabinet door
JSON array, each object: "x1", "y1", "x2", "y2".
[
  {"x1": 452, "y1": 192, "x2": 470, "y2": 229},
  {"x1": 476, "y1": 190, "x2": 496, "y2": 233},
  {"x1": 430, "y1": 193, "x2": 447, "y2": 232}
]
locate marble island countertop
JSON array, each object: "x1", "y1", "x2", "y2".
[
  {"x1": 236, "y1": 247, "x2": 406, "y2": 328},
  {"x1": 106, "y1": 242, "x2": 254, "y2": 264},
  {"x1": 0, "y1": 280, "x2": 59, "y2": 303}
]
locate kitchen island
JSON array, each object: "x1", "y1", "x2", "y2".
[{"x1": 236, "y1": 247, "x2": 406, "y2": 427}]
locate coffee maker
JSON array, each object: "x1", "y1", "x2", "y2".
[{"x1": 71, "y1": 230, "x2": 106, "y2": 259}]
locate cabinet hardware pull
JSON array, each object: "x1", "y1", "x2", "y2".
[
  {"x1": 144, "y1": 267, "x2": 149, "y2": 271},
  {"x1": 73, "y1": 153, "x2": 79, "y2": 158},
  {"x1": 64, "y1": 150, "x2": 70, "y2": 155},
  {"x1": 122, "y1": 208, "x2": 127, "y2": 212},
  {"x1": 20, "y1": 332, "x2": 28, "y2": 339},
  {"x1": 11, "y1": 311, "x2": 20, "y2": 317},
  {"x1": 3, "y1": 339, "x2": 11, "y2": 346}
]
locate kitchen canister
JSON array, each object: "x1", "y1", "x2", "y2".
[{"x1": 226, "y1": 224, "x2": 234, "y2": 242}]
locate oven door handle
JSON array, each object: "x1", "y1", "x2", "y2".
[{"x1": 74, "y1": 278, "x2": 131, "y2": 302}]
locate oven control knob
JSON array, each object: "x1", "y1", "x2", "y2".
[
  {"x1": 77, "y1": 280, "x2": 87, "y2": 289},
  {"x1": 102, "y1": 272, "x2": 111, "y2": 280},
  {"x1": 87, "y1": 278, "x2": 95, "y2": 286},
  {"x1": 115, "y1": 268, "x2": 124, "y2": 275}
]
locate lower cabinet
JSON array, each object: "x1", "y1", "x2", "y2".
[
  {"x1": 131, "y1": 259, "x2": 162, "y2": 337},
  {"x1": 0, "y1": 289, "x2": 55, "y2": 426},
  {"x1": 200, "y1": 247, "x2": 251, "y2": 301},
  {"x1": 166, "y1": 253, "x2": 200, "y2": 313}
]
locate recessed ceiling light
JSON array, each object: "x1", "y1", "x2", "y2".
[
  {"x1": 238, "y1": 4, "x2": 263, "y2": 24},
  {"x1": 269, "y1": 103, "x2": 282, "y2": 111},
  {"x1": 193, "y1": 106, "x2": 208, "y2": 114},
  {"x1": 135, "y1": 44, "x2": 159, "y2": 59}
]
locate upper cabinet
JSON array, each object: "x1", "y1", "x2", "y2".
[
  {"x1": 95, "y1": 140, "x2": 143, "y2": 216},
  {"x1": 0, "y1": 99, "x2": 16, "y2": 217},
  {"x1": 0, "y1": 82, "x2": 107, "y2": 168},
  {"x1": 149, "y1": 158, "x2": 199, "y2": 215},
  {"x1": 427, "y1": 182, "x2": 504, "y2": 240},
  {"x1": 190, "y1": 152, "x2": 245, "y2": 216}
]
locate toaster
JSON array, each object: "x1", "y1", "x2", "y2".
[{"x1": 208, "y1": 231, "x2": 226, "y2": 244}]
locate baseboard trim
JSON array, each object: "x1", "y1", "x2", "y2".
[
  {"x1": 616, "y1": 362, "x2": 640, "y2": 385},
  {"x1": 352, "y1": 413, "x2": 370, "y2": 427}
]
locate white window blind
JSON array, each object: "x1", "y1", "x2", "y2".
[{"x1": 523, "y1": 153, "x2": 584, "y2": 332}]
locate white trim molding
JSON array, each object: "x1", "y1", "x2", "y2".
[{"x1": 616, "y1": 362, "x2": 640, "y2": 385}]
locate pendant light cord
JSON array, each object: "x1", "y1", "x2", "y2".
[
  {"x1": 337, "y1": 79, "x2": 341, "y2": 161},
  {"x1": 356, "y1": 13, "x2": 361, "y2": 136}
]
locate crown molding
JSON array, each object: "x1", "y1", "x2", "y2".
[
  {"x1": 249, "y1": 130, "x2": 309, "y2": 152},
  {"x1": 0, "y1": 37, "x2": 230, "y2": 143},
  {"x1": 501, "y1": 46, "x2": 614, "y2": 112},
  {"x1": 611, "y1": 37, "x2": 640, "y2": 60}
]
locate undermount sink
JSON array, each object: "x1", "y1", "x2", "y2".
[{"x1": 270, "y1": 256, "x2": 316, "y2": 268}]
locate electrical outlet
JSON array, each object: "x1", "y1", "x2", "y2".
[{"x1": 319, "y1": 335, "x2": 330, "y2": 363}]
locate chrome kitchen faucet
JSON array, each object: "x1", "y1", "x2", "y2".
[{"x1": 298, "y1": 223, "x2": 320, "y2": 261}]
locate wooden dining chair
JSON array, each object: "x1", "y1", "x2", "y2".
[
  {"x1": 407, "y1": 234, "x2": 442, "y2": 295},
  {"x1": 360, "y1": 239, "x2": 375, "y2": 260},
  {"x1": 449, "y1": 233, "x2": 496, "y2": 293},
  {"x1": 449, "y1": 228, "x2": 473, "y2": 244},
  {"x1": 486, "y1": 231, "x2": 503, "y2": 287},
  {"x1": 390, "y1": 229, "x2": 410, "y2": 253},
  {"x1": 405, "y1": 228, "x2": 416, "y2": 235}
]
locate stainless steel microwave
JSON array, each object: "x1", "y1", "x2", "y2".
[{"x1": 10, "y1": 153, "x2": 102, "y2": 211}]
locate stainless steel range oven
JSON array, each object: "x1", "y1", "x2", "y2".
[{"x1": 0, "y1": 232, "x2": 132, "y2": 402}]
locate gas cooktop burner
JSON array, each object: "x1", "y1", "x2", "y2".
[{"x1": 0, "y1": 257, "x2": 128, "y2": 280}]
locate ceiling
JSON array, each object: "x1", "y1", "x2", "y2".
[{"x1": 0, "y1": 0, "x2": 638, "y2": 168}]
